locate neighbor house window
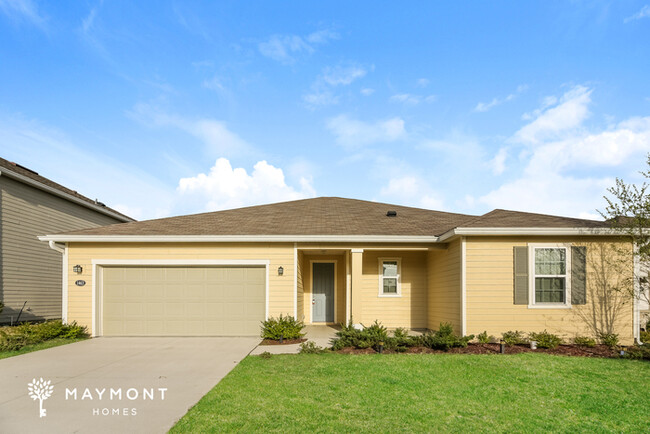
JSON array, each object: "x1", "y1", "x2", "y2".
[
  {"x1": 533, "y1": 247, "x2": 568, "y2": 304},
  {"x1": 379, "y1": 259, "x2": 401, "y2": 296}
]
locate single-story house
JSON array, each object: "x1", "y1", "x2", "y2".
[
  {"x1": 39, "y1": 197, "x2": 644, "y2": 344},
  {"x1": 0, "y1": 157, "x2": 134, "y2": 324}
]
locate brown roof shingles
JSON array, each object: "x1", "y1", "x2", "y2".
[{"x1": 50, "y1": 197, "x2": 609, "y2": 238}]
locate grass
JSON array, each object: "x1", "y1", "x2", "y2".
[
  {"x1": 0, "y1": 337, "x2": 86, "y2": 359},
  {"x1": 172, "y1": 353, "x2": 650, "y2": 433}
]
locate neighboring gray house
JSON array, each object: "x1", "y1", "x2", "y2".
[{"x1": 0, "y1": 157, "x2": 133, "y2": 324}]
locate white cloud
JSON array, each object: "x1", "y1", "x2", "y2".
[
  {"x1": 326, "y1": 115, "x2": 406, "y2": 147},
  {"x1": 474, "y1": 84, "x2": 527, "y2": 112},
  {"x1": 490, "y1": 147, "x2": 508, "y2": 175},
  {"x1": 389, "y1": 93, "x2": 437, "y2": 105},
  {"x1": 416, "y1": 78, "x2": 430, "y2": 88},
  {"x1": 379, "y1": 176, "x2": 443, "y2": 210},
  {"x1": 624, "y1": 5, "x2": 650, "y2": 22},
  {"x1": 303, "y1": 63, "x2": 369, "y2": 108},
  {"x1": 177, "y1": 158, "x2": 315, "y2": 211},
  {"x1": 0, "y1": 0, "x2": 45, "y2": 28},
  {"x1": 512, "y1": 85, "x2": 591, "y2": 144},
  {"x1": 390, "y1": 93, "x2": 420, "y2": 105},
  {"x1": 480, "y1": 86, "x2": 650, "y2": 218},
  {"x1": 128, "y1": 102, "x2": 252, "y2": 157},
  {"x1": 81, "y1": 4, "x2": 98, "y2": 34},
  {"x1": 322, "y1": 65, "x2": 367, "y2": 86},
  {"x1": 202, "y1": 75, "x2": 226, "y2": 92},
  {"x1": 258, "y1": 29, "x2": 338, "y2": 64},
  {"x1": 360, "y1": 88, "x2": 375, "y2": 96},
  {"x1": 302, "y1": 90, "x2": 338, "y2": 107}
]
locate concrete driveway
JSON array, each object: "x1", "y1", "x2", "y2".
[{"x1": 0, "y1": 337, "x2": 260, "y2": 433}]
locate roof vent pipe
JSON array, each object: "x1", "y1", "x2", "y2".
[{"x1": 386, "y1": 211, "x2": 397, "y2": 217}]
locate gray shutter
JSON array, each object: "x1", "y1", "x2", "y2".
[
  {"x1": 513, "y1": 246, "x2": 528, "y2": 305},
  {"x1": 571, "y1": 246, "x2": 587, "y2": 305}
]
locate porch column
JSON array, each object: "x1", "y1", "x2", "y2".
[{"x1": 350, "y1": 248, "x2": 363, "y2": 328}]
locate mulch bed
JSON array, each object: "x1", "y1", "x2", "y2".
[
  {"x1": 260, "y1": 338, "x2": 307, "y2": 345},
  {"x1": 336, "y1": 343, "x2": 620, "y2": 358}
]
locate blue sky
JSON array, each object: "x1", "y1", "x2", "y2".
[{"x1": 1, "y1": 1, "x2": 649, "y2": 221}]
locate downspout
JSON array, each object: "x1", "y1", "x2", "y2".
[
  {"x1": 48, "y1": 240, "x2": 65, "y2": 254},
  {"x1": 47, "y1": 240, "x2": 68, "y2": 323}
]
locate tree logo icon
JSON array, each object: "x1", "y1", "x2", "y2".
[{"x1": 27, "y1": 378, "x2": 54, "y2": 418}]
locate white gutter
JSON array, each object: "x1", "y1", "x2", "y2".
[
  {"x1": 48, "y1": 240, "x2": 65, "y2": 253},
  {"x1": 438, "y1": 227, "x2": 624, "y2": 242},
  {"x1": 47, "y1": 241, "x2": 68, "y2": 324},
  {"x1": 38, "y1": 234, "x2": 441, "y2": 243},
  {"x1": 0, "y1": 168, "x2": 133, "y2": 222}
]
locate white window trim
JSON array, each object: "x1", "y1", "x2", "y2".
[
  {"x1": 378, "y1": 258, "x2": 402, "y2": 297},
  {"x1": 528, "y1": 244, "x2": 572, "y2": 309}
]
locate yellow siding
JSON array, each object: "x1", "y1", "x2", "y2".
[
  {"x1": 301, "y1": 254, "x2": 346, "y2": 323},
  {"x1": 359, "y1": 251, "x2": 428, "y2": 328},
  {"x1": 66, "y1": 242, "x2": 294, "y2": 333},
  {"x1": 296, "y1": 250, "x2": 305, "y2": 321},
  {"x1": 427, "y1": 239, "x2": 461, "y2": 332},
  {"x1": 465, "y1": 236, "x2": 635, "y2": 344}
]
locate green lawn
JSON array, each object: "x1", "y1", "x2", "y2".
[
  {"x1": 172, "y1": 353, "x2": 650, "y2": 433},
  {"x1": 0, "y1": 337, "x2": 86, "y2": 360}
]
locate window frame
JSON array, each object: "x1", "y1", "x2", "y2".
[
  {"x1": 528, "y1": 243, "x2": 572, "y2": 309},
  {"x1": 378, "y1": 257, "x2": 402, "y2": 297}
]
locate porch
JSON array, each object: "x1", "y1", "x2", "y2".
[{"x1": 295, "y1": 244, "x2": 459, "y2": 331}]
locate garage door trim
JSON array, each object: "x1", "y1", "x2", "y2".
[{"x1": 91, "y1": 259, "x2": 270, "y2": 337}]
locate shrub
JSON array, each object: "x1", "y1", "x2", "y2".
[
  {"x1": 0, "y1": 320, "x2": 88, "y2": 352},
  {"x1": 528, "y1": 330, "x2": 563, "y2": 349},
  {"x1": 385, "y1": 327, "x2": 419, "y2": 351},
  {"x1": 624, "y1": 345, "x2": 650, "y2": 360},
  {"x1": 331, "y1": 320, "x2": 388, "y2": 351},
  {"x1": 260, "y1": 315, "x2": 305, "y2": 340},
  {"x1": 259, "y1": 351, "x2": 272, "y2": 359},
  {"x1": 299, "y1": 341, "x2": 327, "y2": 354},
  {"x1": 476, "y1": 331, "x2": 490, "y2": 344},
  {"x1": 574, "y1": 336, "x2": 596, "y2": 348},
  {"x1": 420, "y1": 323, "x2": 473, "y2": 350},
  {"x1": 501, "y1": 330, "x2": 526, "y2": 346},
  {"x1": 640, "y1": 330, "x2": 650, "y2": 344},
  {"x1": 598, "y1": 332, "x2": 619, "y2": 348}
]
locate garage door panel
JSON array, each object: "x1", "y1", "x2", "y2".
[{"x1": 102, "y1": 266, "x2": 265, "y2": 336}]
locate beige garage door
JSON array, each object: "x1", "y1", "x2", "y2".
[{"x1": 102, "y1": 266, "x2": 265, "y2": 336}]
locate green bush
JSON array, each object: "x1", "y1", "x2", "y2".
[
  {"x1": 0, "y1": 320, "x2": 88, "y2": 352},
  {"x1": 331, "y1": 320, "x2": 388, "y2": 351},
  {"x1": 299, "y1": 341, "x2": 327, "y2": 354},
  {"x1": 528, "y1": 330, "x2": 562, "y2": 349},
  {"x1": 420, "y1": 323, "x2": 474, "y2": 350},
  {"x1": 598, "y1": 332, "x2": 619, "y2": 348},
  {"x1": 640, "y1": 330, "x2": 650, "y2": 344},
  {"x1": 476, "y1": 331, "x2": 491, "y2": 344},
  {"x1": 385, "y1": 327, "x2": 419, "y2": 351},
  {"x1": 501, "y1": 330, "x2": 526, "y2": 346},
  {"x1": 574, "y1": 336, "x2": 596, "y2": 347},
  {"x1": 260, "y1": 315, "x2": 305, "y2": 340},
  {"x1": 624, "y1": 345, "x2": 650, "y2": 360}
]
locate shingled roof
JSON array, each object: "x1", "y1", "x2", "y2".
[
  {"x1": 0, "y1": 157, "x2": 133, "y2": 222},
  {"x1": 48, "y1": 197, "x2": 610, "y2": 238},
  {"x1": 462, "y1": 209, "x2": 610, "y2": 229}
]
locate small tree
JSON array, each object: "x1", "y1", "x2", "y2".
[
  {"x1": 572, "y1": 242, "x2": 632, "y2": 337},
  {"x1": 599, "y1": 153, "x2": 650, "y2": 308}
]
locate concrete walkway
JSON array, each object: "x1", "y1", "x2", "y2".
[
  {"x1": 250, "y1": 325, "x2": 339, "y2": 355},
  {"x1": 0, "y1": 337, "x2": 259, "y2": 433}
]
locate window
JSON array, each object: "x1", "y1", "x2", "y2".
[
  {"x1": 533, "y1": 247, "x2": 568, "y2": 304},
  {"x1": 379, "y1": 259, "x2": 401, "y2": 297}
]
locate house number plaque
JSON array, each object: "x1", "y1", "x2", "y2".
[{"x1": 75, "y1": 280, "x2": 86, "y2": 286}]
